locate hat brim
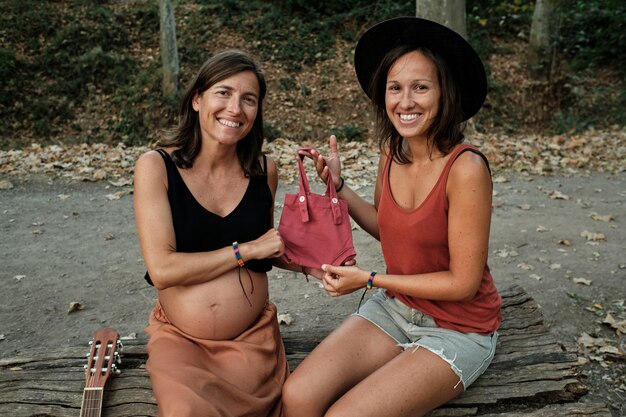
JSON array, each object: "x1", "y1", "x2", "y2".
[{"x1": 354, "y1": 17, "x2": 487, "y2": 120}]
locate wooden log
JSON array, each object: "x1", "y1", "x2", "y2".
[
  {"x1": 0, "y1": 285, "x2": 611, "y2": 417},
  {"x1": 478, "y1": 402, "x2": 613, "y2": 416}
]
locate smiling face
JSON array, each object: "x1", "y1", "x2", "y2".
[
  {"x1": 385, "y1": 50, "x2": 441, "y2": 141},
  {"x1": 192, "y1": 70, "x2": 260, "y2": 146}
]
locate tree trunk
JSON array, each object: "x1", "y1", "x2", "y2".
[
  {"x1": 159, "y1": 0, "x2": 179, "y2": 100},
  {"x1": 416, "y1": 0, "x2": 467, "y2": 39},
  {"x1": 528, "y1": 0, "x2": 557, "y2": 81}
]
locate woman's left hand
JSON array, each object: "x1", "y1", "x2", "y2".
[
  {"x1": 301, "y1": 257, "x2": 356, "y2": 281},
  {"x1": 320, "y1": 264, "x2": 369, "y2": 297}
]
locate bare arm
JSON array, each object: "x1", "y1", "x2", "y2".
[
  {"x1": 133, "y1": 151, "x2": 284, "y2": 290},
  {"x1": 321, "y1": 152, "x2": 492, "y2": 302}
]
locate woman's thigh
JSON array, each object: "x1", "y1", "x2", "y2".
[
  {"x1": 283, "y1": 315, "x2": 402, "y2": 416},
  {"x1": 326, "y1": 346, "x2": 464, "y2": 417}
]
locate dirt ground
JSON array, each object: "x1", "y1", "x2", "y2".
[{"x1": 0, "y1": 169, "x2": 624, "y2": 415}]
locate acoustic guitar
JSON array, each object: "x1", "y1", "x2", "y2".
[{"x1": 80, "y1": 327, "x2": 122, "y2": 417}]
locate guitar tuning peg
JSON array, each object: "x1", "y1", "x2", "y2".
[
  {"x1": 117, "y1": 340, "x2": 124, "y2": 351},
  {"x1": 88, "y1": 340, "x2": 93, "y2": 346},
  {"x1": 111, "y1": 364, "x2": 121, "y2": 374},
  {"x1": 83, "y1": 364, "x2": 88, "y2": 369},
  {"x1": 86, "y1": 352, "x2": 90, "y2": 358}
]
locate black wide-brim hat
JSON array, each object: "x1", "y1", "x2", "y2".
[{"x1": 354, "y1": 16, "x2": 487, "y2": 120}]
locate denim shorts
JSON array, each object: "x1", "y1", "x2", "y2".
[{"x1": 355, "y1": 290, "x2": 498, "y2": 390}]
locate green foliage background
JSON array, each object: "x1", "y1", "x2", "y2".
[{"x1": 0, "y1": 0, "x2": 624, "y2": 148}]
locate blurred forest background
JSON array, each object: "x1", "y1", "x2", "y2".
[{"x1": 1, "y1": 0, "x2": 625, "y2": 151}]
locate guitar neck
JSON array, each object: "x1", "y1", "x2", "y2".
[
  {"x1": 80, "y1": 387, "x2": 103, "y2": 417},
  {"x1": 81, "y1": 328, "x2": 120, "y2": 417}
]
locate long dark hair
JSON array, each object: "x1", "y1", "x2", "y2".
[
  {"x1": 157, "y1": 49, "x2": 267, "y2": 176},
  {"x1": 369, "y1": 45, "x2": 465, "y2": 164}
]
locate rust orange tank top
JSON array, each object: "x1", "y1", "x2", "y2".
[{"x1": 378, "y1": 144, "x2": 502, "y2": 334}]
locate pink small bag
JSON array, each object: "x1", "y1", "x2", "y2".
[{"x1": 278, "y1": 148, "x2": 356, "y2": 269}]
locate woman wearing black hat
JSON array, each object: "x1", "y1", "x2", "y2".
[{"x1": 282, "y1": 17, "x2": 502, "y2": 416}]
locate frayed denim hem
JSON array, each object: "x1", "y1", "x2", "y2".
[{"x1": 400, "y1": 342, "x2": 465, "y2": 390}]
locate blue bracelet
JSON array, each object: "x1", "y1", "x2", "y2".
[{"x1": 367, "y1": 271, "x2": 377, "y2": 289}]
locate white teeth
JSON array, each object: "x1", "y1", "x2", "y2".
[
  {"x1": 400, "y1": 114, "x2": 418, "y2": 121},
  {"x1": 219, "y1": 119, "x2": 241, "y2": 128}
]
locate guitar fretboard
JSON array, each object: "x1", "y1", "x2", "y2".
[{"x1": 80, "y1": 387, "x2": 104, "y2": 417}]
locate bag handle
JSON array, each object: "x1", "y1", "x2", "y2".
[{"x1": 296, "y1": 147, "x2": 343, "y2": 225}]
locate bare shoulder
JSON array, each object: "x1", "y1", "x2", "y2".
[
  {"x1": 448, "y1": 150, "x2": 491, "y2": 188},
  {"x1": 134, "y1": 150, "x2": 167, "y2": 182},
  {"x1": 136, "y1": 149, "x2": 163, "y2": 168}
]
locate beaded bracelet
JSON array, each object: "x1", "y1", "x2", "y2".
[
  {"x1": 367, "y1": 271, "x2": 377, "y2": 289},
  {"x1": 336, "y1": 176, "x2": 345, "y2": 193},
  {"x1": 232, "y1": 241, "x2": 245, "y2": 267}
]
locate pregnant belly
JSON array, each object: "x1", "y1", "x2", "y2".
[{"x1": 157, "y1": 268, "x2": 269, "y2": 340}]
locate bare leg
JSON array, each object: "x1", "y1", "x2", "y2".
[
  {"x1": 325, "y1": 347, "x2": 464, "y2": 417},
  {"x1": 282, "y1": 316, "x2": 402, "y2": 417}
]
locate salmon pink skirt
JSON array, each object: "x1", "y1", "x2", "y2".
[{"x1": 145, "y1": 300, "x2": 289, "y2": 417}]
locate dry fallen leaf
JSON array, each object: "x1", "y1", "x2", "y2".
[
  {"x1": 108, "y1": 178, "x2": 133, "y2": 187},
  {"x1": 57, "y1": 194, "x2": 70, "y2": 200},
  {"x1": 558, "y1": 239, "x2": 571, "y2": 246},
  {"x1": 67, "y1": 302, "x2": 85, "y2": 314},
  {"x1": 0, "y1": 180, "x2": 13, "y2": 190},
  {"x1": 536, "y1": 225, "x2": 549, "y2": 232},
  {"x1": 590, "y1": 212, "x2": 614, "y2": 222},
  {"x1": 494, "y1": 247, "x2": 520, "y2": 258},
  {"x1": 104, "y1": 233, "x2": 115, "y2": 241},
  {"x1": 573, "y1": 278, "x2": 592, "y2": 286},
  {"x1": 14, "y1": 275, "x2": 25, "y2": 281},
  {"x1": 581, "y1": 230, "x2": 606, "y2": 241},
  {"x1": 578, "y1": 332, "x2": 614, "y2": 352},
  {"x1": 603, "y1": 313, "x2": 626, "y2": 334},
  {"x1": 598, "y1": 346, "x2": 621, "y2": 355},
  {"x1": 549, "y1": 190, "x2": 570, "y2": 200},
  {"x1": 277, "y1": 313, "x2": 294, "y2": 325},
  {"x1": 105, "y1": 191, "x2": 126, "y2": 201}
]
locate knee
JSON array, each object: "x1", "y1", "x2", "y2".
[{"x1": 282, "y1": 372, "x2": 318, "y2": 414}]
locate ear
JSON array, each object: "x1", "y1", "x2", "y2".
[{"x1": 191, "y1": 93, "x2": 200, "y2": 112}]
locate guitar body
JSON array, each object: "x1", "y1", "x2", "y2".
[{"x1": 80, "y1": 328, "x2": 121, "y2": 417}]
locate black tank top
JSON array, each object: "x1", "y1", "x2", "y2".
[{"x1": 144, "y1": 150, "x2": 273, "y2": 285}]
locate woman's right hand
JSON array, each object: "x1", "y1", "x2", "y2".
[
  {"x1": 298, "y1": 134, "x2": 342, "y2": 189},
  {"x1": 240, "y1": 228, "x2": 285, "y2": 261}
]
